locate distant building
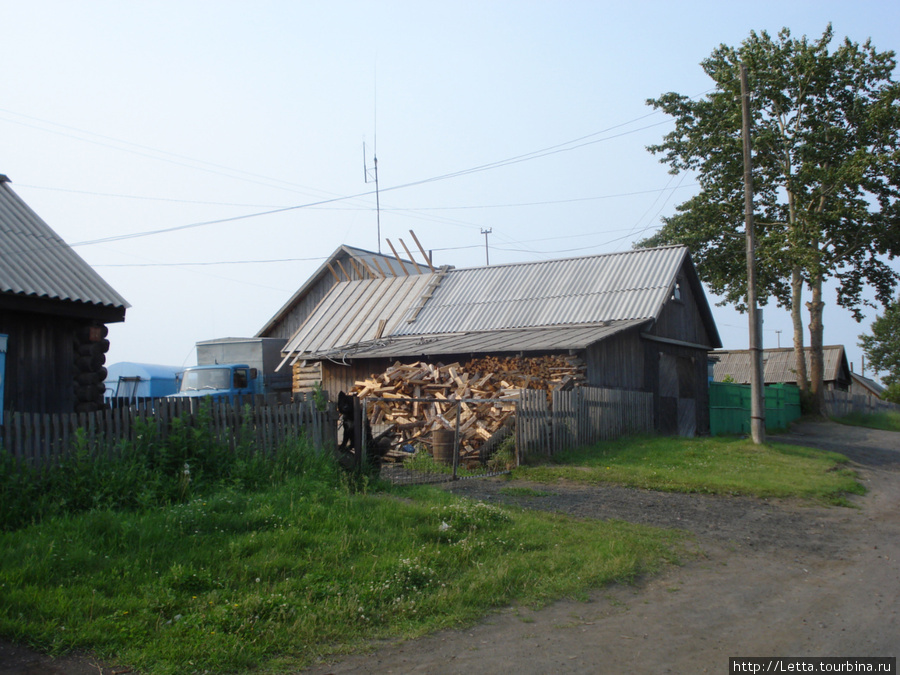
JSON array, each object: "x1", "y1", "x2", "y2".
[
  {"x1": 711, "y1": 346, "x2": 852, "y2": 391},
  {"x1": 849, "y1": 371, "x2": 887, "y2": 404}
]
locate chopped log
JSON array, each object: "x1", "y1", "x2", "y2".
[{"x1": 349, "y1": 354, "x2": 585, "y2": 459}]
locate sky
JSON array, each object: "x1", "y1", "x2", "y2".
[{"x1": 2, "y1": 1, "x2": 899, "y2": 382}]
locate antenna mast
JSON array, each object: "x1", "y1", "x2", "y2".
[{"x1": 363, "y1": 143, "x2": 382, "y2": 254}]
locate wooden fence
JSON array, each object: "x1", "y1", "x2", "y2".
[
  {"x1": 1, "y1": 395, "x2": 334, "y2": 468},
  {"x1": 824, "y1": 389, "x2": 900, "y2": 418},
  {"x1": 518, "y1": 387, "x2": 654, "y2": 457}
]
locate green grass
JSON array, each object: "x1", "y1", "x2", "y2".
[
  {"x1": 515, "y1": 435, "x2": 864, "y2": 504},
  {"x1": 834, "y1": 410, "x2": 900, "y2": 432},
  {"x1": 0, "y1": 468, "x2": 681, "y2": 674},
  {"x1": 2, "y1": 421, "x2": 867, "y2": 673}
]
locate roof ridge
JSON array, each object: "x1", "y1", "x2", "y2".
[{"x1": 443, "y1": 244, "x2": 687, "y2": 274}]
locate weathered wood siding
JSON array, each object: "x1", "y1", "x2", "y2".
[
  {"x1": 647, "y1": 341, "x2": 710, "y2": 436},
  {"x1": 583, "y1": 327, "x2": 646, "y2": 390},
  {"x1": 651, "y1": 268, "x2": 715, "y2": 347}
]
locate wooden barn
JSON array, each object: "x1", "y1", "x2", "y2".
[
  {"x1": 712, "y1": 346, "x2": 852, "y2": 391},
  {"x1": 257, "y1": 244, "x2": 422, "y2": 390},
  {"x1": 275, "y1": 245, "x2": 721, "y2": 436},
  {"x1": 0, "y1": 175, "x2": 128, "y2": 415}
]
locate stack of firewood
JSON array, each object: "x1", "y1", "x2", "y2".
[{"x1": 348, "y1": 355, "x2": 585, "y2": 463}]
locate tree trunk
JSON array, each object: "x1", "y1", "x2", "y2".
[
  {"x1": 791, "y1": 266, "x2": 808, "y2": 392},
  {"x1": 807, "y1": 273, "x2": 826, "y2": 416}
]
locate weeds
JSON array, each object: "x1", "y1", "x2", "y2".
[
  {"x1": 0, "y1": 404, "x2": 333, "y2": 531},
  {"x1": 0, "y1": 475, "x2": 681, "y2": 673},
  {"x1": 834, "y1": 410, "x2": 900, "y2": 432}
]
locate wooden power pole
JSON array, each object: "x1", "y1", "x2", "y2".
[{"x1": 741, "y1": 63, "x2": 765, "y2": 444}]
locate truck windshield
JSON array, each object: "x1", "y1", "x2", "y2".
[{"x1": 179, "y1": 368, "x2": 230, "y2": 392}]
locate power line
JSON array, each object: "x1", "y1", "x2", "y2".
[{"x1": 4, "y1": 102, "x2": 688, "y2": 254}]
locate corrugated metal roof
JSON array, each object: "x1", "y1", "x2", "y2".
[
  {"x1": 394, "y1": 246, "x2": 687, "y2": 335},
  {"x1": 282, "y1": 246, "x2": 703, "y2": 363},
  {"x1": 303, "y1": 319, "x2": 651, "y2": 361},
  {"x1": 0, "y1": 176, "x2": 129, "y2": 311},
  {"x1": 283, "y1": 274, "x2": 436, "y2": 361},
  {"x1": 712, "y1": 346, "x2": 850, "y2": 385}
]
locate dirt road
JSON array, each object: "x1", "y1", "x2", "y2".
[
  {"x1": 302, "y1": 421, "x2": 899, "y2": 674},
  {"x1": 2, "y1": 421, "x2": 897, "y2": 674}
]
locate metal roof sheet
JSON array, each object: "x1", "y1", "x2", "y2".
[
  {"x1": 712, "y1": 346, "x2": 850, "y2": 385},
  {"x1": 394, "y1": 246, "x2": 687, "y2": 335},
  {"x1": 0, "y1": 176, "x2": 129, "y2": 311},
  {"x1": 282, "y1": 274, "x2": 436, "y2": 363}
]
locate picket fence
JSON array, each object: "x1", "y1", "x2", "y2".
[
  {"x1": 517, "y1": 387, "x2": 654, "y2": 457},
  {"x1": 824, "y1": 389, "x2": 900, "y2": 418},
  {"x1": 1, "y1": 395, "x2": 334, "y2": 469}
]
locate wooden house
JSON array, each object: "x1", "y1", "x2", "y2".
[
  {"x1": 0, "y1": 175, "x2": 128, "y2": 415},
  {"x1": 275, "y1": 245, "x2": 721, "y2": 436}
]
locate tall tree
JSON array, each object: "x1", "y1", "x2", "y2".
[
  {"x1": 858, "y1": 299, "x2": 900, "y2": 403},
  {"x1": 640, "y1": 26, "x2": 900, "y2": 413}
]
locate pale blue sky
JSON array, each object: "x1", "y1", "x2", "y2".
[{"x1": 2, "y1": 1, "x2": 899, "y2": 378}]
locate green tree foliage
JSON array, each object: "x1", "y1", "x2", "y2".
[
  {"x1": 641, "y1": 25, "x2": 900, "y2": 413},
  {"x1": 859, "y1": 299, "x2": 900, "y2": 402}
]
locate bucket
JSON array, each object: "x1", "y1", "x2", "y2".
[{"x1": 432, "y1": 429, "x2": 455, "y2": 465}]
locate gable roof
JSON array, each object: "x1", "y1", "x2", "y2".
[
  {"x1": 256, "y1": 244, "x2": 422, "y2": 337},
  {"x1": 280, "y1": 245, "x2": 719, "y2": 365},
  {"x1": 0, "y1": 175, "x2": 129, "y2": 319},
  {"x1": 712, "y1": 346, "x2": 852, "y2": 386},
  {"x1": 850, "y1": 371, "x2": 886, "y2": 398}
]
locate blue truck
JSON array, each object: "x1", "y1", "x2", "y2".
[{"x1": 168, "y1": 337, "x2": 291, "y2": 400}]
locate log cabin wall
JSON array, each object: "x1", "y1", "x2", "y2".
[{"x1": 0, "y1": 310, "x2": 110, "y2": 414}]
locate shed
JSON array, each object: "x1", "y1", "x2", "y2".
[
  {"x1": 849, "y1": 371, "x2": 886, "y2": 403},
  {"x1": 0, "y1": 175, "x2": 129, "y2": 414},
  {"x1": 712, "y1": 346, "x2": 852, "y2": 391},
  {"x1": 104, "y1": 362, "x2": 182, "y2": 402},
  {"x1": 277, "y1": 245, "x2": 721, "y2": 436}
]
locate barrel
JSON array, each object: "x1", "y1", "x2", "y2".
[{"x1": 432, "y1": 429, "x2": 455, "y2": 465}]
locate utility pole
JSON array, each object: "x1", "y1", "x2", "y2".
[
  {"x1": 481, "y1": 228, "x2": 492, "y2": 266},
  {"x1": 741, "y1": 63, "x2": 765, "y2": 444}
]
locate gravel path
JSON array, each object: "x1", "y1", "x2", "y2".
[{"x1": 301, "y1": 420, "x2": 900, "y2": 674}]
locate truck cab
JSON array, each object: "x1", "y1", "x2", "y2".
[{"x1": 170, "y1": 364, "x2": 257, "y2": 399}]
